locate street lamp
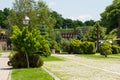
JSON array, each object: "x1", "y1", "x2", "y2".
[
  {"x1": 22, "y1": 15, "x2": 30, "y2": 68},
  {"x1": 23, "y1": 15, "x2": 30, "y2": 25}
]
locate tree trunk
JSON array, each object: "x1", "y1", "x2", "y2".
[
  {"x1": 96, "y1": 25, "x2": 99, "y2": 52},
  {"x1": 25, "y1": 51, "x2": 30, "y2": 68}
]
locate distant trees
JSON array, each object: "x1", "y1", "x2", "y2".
[
  {"x1": 0, "y1": 8, "x2": 10, "y2": 29},
  {"x1": 101, "y1": 0, "x2": 120, "y2": 34},
  {"x1": 84, "y1": 20, "x2": 95, "y2": 26},
  {"x1": 51, "y1": 11, "x2": 95, "y2": 29}
]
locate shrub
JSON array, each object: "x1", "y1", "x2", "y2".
[
  {"x1": 70, "y1": 40, "x2": 96, "y2": 54},
  {"x1": 41, "y1": 44, "x2": 51, "y2": 57},
  {"x1": 82, "y1": 42, "x2": 96, "y2": 54},
  {"x1": 61, "y1": 39, "x2": 71, "y2": 54},
  {"x1": 99, "y1": 41, "x2": 112, "y2": 57},
  {"x1": 112, "y1": 45, "x2": 120, "y2": 54},
  {"x1": 70, "y1": 39, "x2": 82, "y2": 54},
  {"x1": 10, "y1": 26, "x2": 50, "y2": 68},
  {"x1": 10, "y1": 53, "x2": 43, "y2": 68},
  {"x1": 48, "y1": 40, "x2": 58, "y2": 50}
]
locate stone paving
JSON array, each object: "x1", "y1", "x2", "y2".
[
  {"x1": 0, "y1": 52, "x2": 11, "y2": 80},
  {"x1": 44, "y1": 54, "x2": 120, "y2": 80}
]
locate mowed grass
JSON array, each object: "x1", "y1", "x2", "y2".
[
  {"x1": 11, "y1": 56, "x2": 63, "y2": 80},
  {"x1": 12, "y1": 68, "x2": 54, "y2": 80},
  {"x1": 42, "y1": 56, "x2": 64, "y2": 61},
  {"x1": 78, "y1": 53, "x2": 120, "y2": 60}
]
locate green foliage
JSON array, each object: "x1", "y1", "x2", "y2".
[
  {"x1": 10, "y1": 53, "x2": 43, "y2": 68},
  {"x1": 70, "y1": 39, "x2": 96, "y2": 54},
  {"x1": 8, "y1": 0, "x2": 55, "y2": 39},
  {"x1": 99, "y1": 41, "x2": 112, "y2": 57},
  {"x1": 112, "y1": 45, "x2": 120, "y2": 54},
  {"x1": 70, "y1": 39, "x2": 82, "y2": 54},
  {"x1": 85, "y1": 23, "x2": 105, "y2": 42},
  {"x1": 48, "y1": 40, "x2": 58, "y2": 50},
  {"x1": 84, "y1": 20, "x2": 95, "y2": 26},
  {"x1": 51, "y1": 11, "x2": 63, "y2": 29},
  {"x1": 101, "y1": 0, "x2": 120, "y2": 33},
  {"x1": 77, "y1": 30, "x2": 84, "y2": 40},
  {"x1": 11, "y1": 26, "x2": 47, "y2": 54},
  {"x1": 104, "y1": 28, "x2": 117, "y2": 39},
  {"x1": 0, "y1": 8, "x2": 10, "y2": 29},
  {"x1": 40, "y1": 44, "x2": 51, "y2": 57},
  {"x1": 61, "y1": 39, "x2": 71, "y2": 54},
  {"x1": 82, "y1": 42, "x2": 96, "y2": 54},
  {"x1": 10, "y1": 26, "x2": 50, "y2": 68}
]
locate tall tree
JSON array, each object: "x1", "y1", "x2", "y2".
[
  {"x1": 101, "y1": 0, "x2": 120, "y2": 34},
  {"x1": 51, "y1": 11, "x2": 63, "y2": 29},
  {"x1": 85, "y1": 22, "x2": 105, "y2": 42},
  {"x1": 8, "y1": 0, "x2": 55, "y2": 37}
]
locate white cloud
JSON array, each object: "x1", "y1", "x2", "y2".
[
  {"x1": 48, "y1": 2, "x2": 56, "y2": 8},
  {"x1": 78, "y1": 14, "x2": 92, "y2": 22},
  {"x1": 68, "y1": 14, "x2": 93, "y2": 22}
]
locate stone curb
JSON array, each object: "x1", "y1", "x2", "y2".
[
  {"x1": 42, "y1": 67, "x2": 60, "y2": 80},
  {"x1": 7, "y1": 70, "x2": 11, "y2": 80}
]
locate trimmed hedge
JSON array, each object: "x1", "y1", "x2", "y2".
[
  {"x1": 82, "y1": 42, "x2": 96, "y2": 54},
  {"x1": 70, "y1": 39, "x2": 96, "y2": 54}
]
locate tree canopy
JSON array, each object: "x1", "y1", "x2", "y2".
[
  {"x1": 101, "y1": 0, "x2": 120, "y2": 33},
  {"x1": 0, "y1": 8, "x2": 10, "y2": 29},
  {"x1": 8, "y1": 0, "x2": 55, "y2": 35}
]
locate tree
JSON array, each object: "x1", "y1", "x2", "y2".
[
  {"x1": 101, "y1": 0, "x2": 120, "y2": 33},
  {"x1": 10, "y1": 26, "x2": 50, "y2": 68},
  {"x1": 77, "y1": 30, "x2": 84, "y2": 41},
  {"x1": 51, "y1": 11, "x2": 63, "y2": 29},
  {"x1": 84, "y1": 20, "x2": 95, "y2": 26},
  {"x1": 8, "y1": 0, "x2": 55, "y2": 37},
  {"x1": 85, "y1": 22, "x2": 105, "y2": 42},
  {"x1": 63, "y1": 18, "x2": 74, "y2": 28},
  {"x1": 0, "y1": 10, "x2": 5, "y2": 28},
  {"x1": 73, "y1": 20, "x2": 84, "y2": 29}
]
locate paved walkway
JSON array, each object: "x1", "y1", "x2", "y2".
[
  {"x1": 44, "y1": 54, "x2": 120, "y2": 80},
  {"x1": 0, "y1": 52, "x2": 11, "y2": 80}
]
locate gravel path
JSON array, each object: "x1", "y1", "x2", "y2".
[
  {"x1": 44, "y1": 54, "x2": 120, "y2": 80},
  {"x1": 0, "y1": 52, "x2": 11, "y2": 80}
]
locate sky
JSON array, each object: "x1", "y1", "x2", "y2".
[{"x1": 0, "y1": 0, "x2": 113, "y2": 22}]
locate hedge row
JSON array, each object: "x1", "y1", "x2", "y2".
[{"x1": 61, "y1": 39, "x2": 96, "y2": 54}]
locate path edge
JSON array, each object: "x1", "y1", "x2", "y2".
[{"x1": 42, "y1": 67, "x2": 60, "y2": 80}]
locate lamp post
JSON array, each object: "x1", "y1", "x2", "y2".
[
  {"x1": 23, "y1": 15, "x2": 30, "y2": 25},
  {"x1": 23, "y1": 15, "x2": 30, "y2": 68}
]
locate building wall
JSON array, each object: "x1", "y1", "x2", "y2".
[{"x1": 0, "y1": 41, "x2": 7, "y2": 50}]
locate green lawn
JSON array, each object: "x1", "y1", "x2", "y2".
[
  {"x1": 12, "y1": 68, "x2": 54, "y2": 80},
  {"x1": 78, "y1": 54, "x2": 120, "y2": 60},
  {"x1": 11, "y1": 56, "x2": 63, "y2": 80},
  {"x1": 42, "y1": 56, "x2": 64, "y2": 61}
]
